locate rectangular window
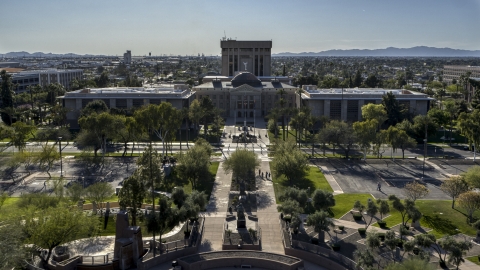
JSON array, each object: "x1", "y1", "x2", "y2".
[
  {"x1": 212, "y1": 95, "x2": 216, "y2": 99},
  {"x1": 220, "y1": 95, "x2": 223, "y2": 99},
  {"x1": 347, "y1": 100, "x2": 358, "y2": 122},
  {"x1": 330, "y1": 100, "x2": 342, "y2": 120}
]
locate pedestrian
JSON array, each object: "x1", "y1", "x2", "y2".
[
  {"x1": 259, "y1": 169, "x2": 261, "y2": 175},
  {"x1": 262, "y1": 172, "x2": 264, "y2": 178},
  {"x1": 377, "y1": 183, "x2": 381, "y2": 192}
]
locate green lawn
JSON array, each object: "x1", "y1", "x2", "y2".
[
  {"x1": 467, "y1": 256, "x2": 480, "y2": 266},
  {"x1": 371, "y1": 199, "x2": 480, "y2": 238},
  {"x1": 330, "y1": 193, "x2": 374, "y2": 219},
  {"x1": 273, "y1": 166, "x2": 333, "y2": 203}
]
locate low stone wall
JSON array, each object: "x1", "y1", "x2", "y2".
[{"x1": 178, "y1": 251, "x2": 303, "y2": 270}]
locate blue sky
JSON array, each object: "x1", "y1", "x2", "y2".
[{"x1": 1, "y1": 0, "x2": 479, "y2": 55}]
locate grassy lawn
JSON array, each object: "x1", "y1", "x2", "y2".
[
  {"x1": 267, "y1": 128, "x2": 298, "y2": 143},
  {"x1": 371, "y1": 199, "x2": 480, "y2": 238},
  {"x1": 273, "y1": 166, "x2": 333, "y2": 203},
  {"x1": 330, "y1": 193, "x2": 374, "y2": 219},
  {"x1": 467, "y1": 256, "x2": 480, "y2": 266}
]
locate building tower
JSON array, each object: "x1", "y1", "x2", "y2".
[
  {"x1": 221, "y1": 40, "x2": 272, "y2": 77},
  {"x1": 123, "y1": 50, "x2": 132, "y2": 65}
]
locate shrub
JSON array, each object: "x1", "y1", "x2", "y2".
[
  {"x1": 377, "y1": 220, "x2": 387, "y2": 228},
  {"x1": 358, "y1": 228, "x2": 367, "y2": 235},
  {"x1": 353, "y1": 213, "x2": 363, "y2": 221},
  {"x1": 378, "y1": 233, "x2": 385, "y2": 241},
  {"x1": 338, "y1": 225, "x2": 345, "y2": 231}
]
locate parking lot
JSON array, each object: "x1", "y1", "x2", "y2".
[{"x1": 313, "y1": 159, "x2": 456, "y2": 200}]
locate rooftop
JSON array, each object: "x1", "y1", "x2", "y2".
[
  {"x1": 302, "y1": 88, "x2": 433, "y2": 100},
  {"x1": 60, "y1": 86, "x2": 193, "y2": 99}
]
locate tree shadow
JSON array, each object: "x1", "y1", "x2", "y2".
[{"x1": 422, "y1": 215, "x2": 458, "y2": 235}]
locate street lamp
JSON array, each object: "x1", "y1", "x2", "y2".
[{"x1": 58, "y1": 136, "x2": 63, "y2": 178}]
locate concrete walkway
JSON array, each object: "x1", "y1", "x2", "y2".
[
  {"x1": 317, "y1": 165, "x2": 344, "y2": 195},
  {"x1": 199, "y1": 161, "x2": 232, "y2": 252}
]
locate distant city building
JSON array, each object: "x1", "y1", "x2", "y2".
[
  {"x1": 299, "y1": 85, "x2": 433, "y2": 122},
  {"x1": 443, "y1": 65, "x2": 480, "y2": 102},
  {"x1": 124, "y1": 50, "x2": 132, "y2": 65},
  {"x1": 0, "y1": 69, "x2": 83, "y2": 93},
  {"x1": 59, "y1": 84, "x2": 194, "y2": 128},
  {"x1": 443, "y1": 65, "x2": 480, "y2": 84},
  {"x1": 221, "y1": 40, "x2": 272, "y2": 77},
  {"x1": 0, "y1": 62, "x2": 20, "y2": 68}
]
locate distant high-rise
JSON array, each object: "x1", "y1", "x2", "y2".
[
  {"x1": 123, "y1": 50, "x2": 132, "y2": 65},
  {"x1": 220, "y1": 40, "x2": 272, "y2": 77}
]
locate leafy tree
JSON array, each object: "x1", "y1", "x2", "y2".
[
  {"x1": 0, "y1": 191, "x2": 9, "y2": 211},
  {"x1": 176, "y1": 139, "x2": 211, "y2": 190},
  {"x1": 353, "y1": 119, "x2": 378, "y2": 160},
  {"x1": 382, "y1": 92, "x2": 406, "y2": 127},
  {"x1": 118, "y1": 171, "x2": 146, "y2": 226},
  {"x1": 404, "y1": 181, "x2": 429, "y2": 201},
  {"x1": 440, "y1": 176, "x2": 469, "y2": 208},
  {"x1": 311, "y1": 189, "x2": 335, "y2": 211},
  {"x1": 85, "y1": 182, "x2": 114, "y2": 210},
  {"x1": 457, "y1": 110, "x2": 480, "y2": 161},
  {"x1": 115, "y1": 116, "x2": 146, "y2": 156},
  {"x1": 457, "y1": 191, "x2": 480, "y2": 223},
  {"x1": 172, "y1": 187, "x2": 187, "y2": 208},
  {"x1": 0, "y1": 70, "x2": 15, "y2": 125},
  {"x1": 37, "y1": 143, "x2": 60, "y2": 178},
  {"x1": 200, "y1": 96, "x2": 215, "y2": 139},
  {"x1": 146, "y1": 195, "x2": 180, "y2": 248},
  {"x1": 306, "y1": 210, "x2": 334, "y2": 243},
  {"x1": 279, "y1": 187, "x2": 309, "y2": 209},
  {"x1": 134, "y1": 103, "x2": 181, "y2": 157},
  {"x1": 9, "y1": 121, "x2": 36, "y2": 152},
  {"x1": 271, "y1": 140, "x2": 308, "y2": 184},
  {"x1": 365, "y1": 230, "x2": 381, "y2": 250},
  {"x1": 0, "y1": 216, "x2": 27, "y2": 268},
  {"x1": 320, "y1": 75, "x2": 340, "y2": 88},
  {"x1": 364, "y1": 74, "x2": 380, "y2": 88},
  {"x1": 376, "y1": 199, "x2": 390, "y2": 221},
  {"x1": 95, "y1": 71, "x2": 110, "y2": 87},
  {"x1": 412, "y1": 115, "x2": 437, "y2": 142},
  {"x1": 462, "y1": 166, "x2": 480, "y2": 188},
  {"x1": 136, "y1": 144, "x2": 164, "y2": 194},
  {"x1": 66, "y1": 182, "x2": 84, "y2": 203},
  {"x1": 223, "y1": 149, "x2": 260, "y2": 193},
  {"x1": 354, "y1": 249, "x2": 375, "y2": 269},
  {"x1": 388, "y1": 195, "x2": 418, "y2": 227},
  {"x1": 80, "y1": 100, "x2": 109, "y2": 117},
  {"x1": 383, "y1": 230, "x2": 398, "y2": 262},
  {"x1": 188, "y1": 99, "x2": 203, "y2": 135},
  {"x1": 353, "y1": 69, "x2": 363, "y2": 87},
  {"x1": 277, "y1": 199, "x2": 302, "y2": 217},
  {"x1": 79, "y1": 112, "x2": 123, "y2": 158},
  {"x1": 354, "y1": 199, "x2": 378, "y2": 229},
  {"x1": 427, "y1": 107, "x2": 449, "y2": 129},
  {"x1": 23, "y1": 206, "x2": 99, "y2": 268}
]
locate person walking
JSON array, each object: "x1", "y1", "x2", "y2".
[
  {"x1": 259, "y1": 169, "x2": 261, "y2": 176},
  {"x1": 377, "y1": 183, "x2": 382, "y2": 192},
  {"x1": 261, "y1": 172, "x2": 264, "y2": 179}
]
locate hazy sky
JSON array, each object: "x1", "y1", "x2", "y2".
[{"x1": 1, "y1": 0, "x2": 479, "y2": 56}]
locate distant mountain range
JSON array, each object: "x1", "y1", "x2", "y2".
[
  {"x1": 274, "y1": 46, "x2": 480, "y2": 57},
  {"x1": 2, "y1": 46, "x2": 480, "y2": 58}
]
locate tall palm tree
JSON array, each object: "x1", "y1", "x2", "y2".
[{"x1": 276, "y1": 89, "x2": 287, "y2": 141}]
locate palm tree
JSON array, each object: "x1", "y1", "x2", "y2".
[{"x1": 276, "y1": 89, "x2": 287, "y2": 141}]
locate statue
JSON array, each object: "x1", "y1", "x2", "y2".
[
  {"x1": 237, "y1": 203, "x2": 245, "y2": 219},
  {"x1": 243, "y1": 62, "x2": 248, "y2": 71}
]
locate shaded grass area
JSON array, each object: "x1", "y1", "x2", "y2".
[
  {"x1": 330, "y1": 193, "x2": 374, "y2": 219},
  {"x1": 273, "y1": 166, "x2": 333, "y2": 204},
  {"x1": 372, "y1": 199, "x2": 480, "y2": 238}
]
